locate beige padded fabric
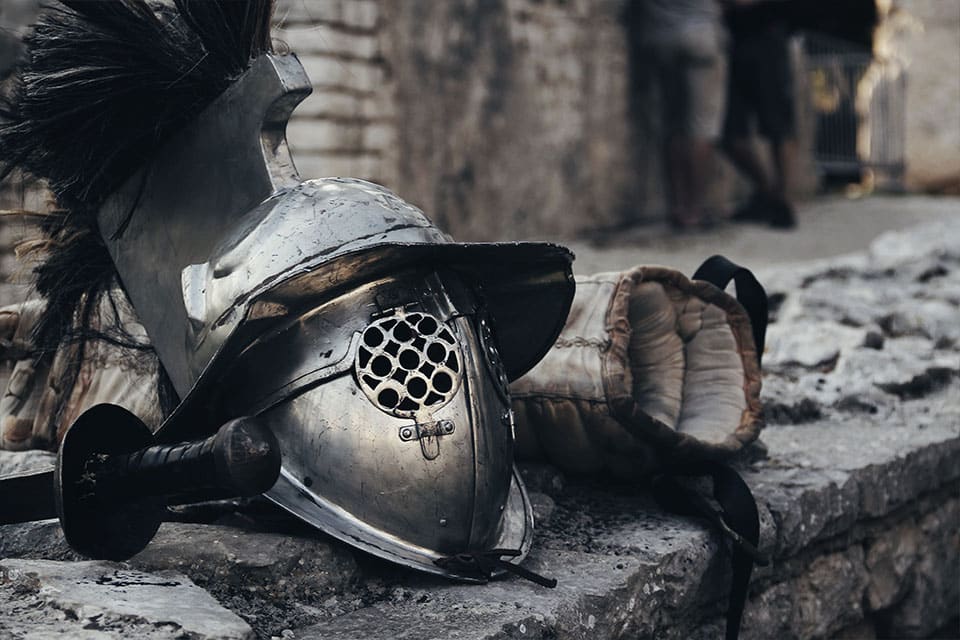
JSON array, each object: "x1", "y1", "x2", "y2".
[
  {"x1": 511, "y1": 266, "x2": 763, "y2": 479},
  {"x1": 0, "y1": 285, "x2": 165, "y2": 452}
]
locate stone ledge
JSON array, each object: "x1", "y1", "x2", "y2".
[
  {"x1": 0, "y1": 219, "x2": 957, "y2": 638},
  {"x1": 0, "y1": 558, "x2": 254, "y2": 639}
]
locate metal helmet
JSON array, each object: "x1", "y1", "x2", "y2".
[{"x1": 95, "y1": 53, "x2": 574, "y2": 579}]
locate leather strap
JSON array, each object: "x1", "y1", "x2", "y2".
[
  {"x1": 650, "y1": 256, "x2": 771, "y2": 639},
  {"x1": 653, "y1": 462, "x2": 768, "y2": 640},
  {"x1": 434, "y1": 549, "x2": 558, "y2": 588},
  {"x1": 693, "y1": 255, "x2": 768, "y2": 365}
]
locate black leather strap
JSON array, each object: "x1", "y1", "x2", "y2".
[
  {"x1": 653, "y1": 462, "x2": 768, "y2": 640},
  {"x1": 693, "y1": 255, "x2": 768, "y2": 365},
  {"x1": 434, "y1": 549, "x2": 558, "y2": 588},
  {"x1": 649, "y1": 257, "x2": 771, "y2": 639}
]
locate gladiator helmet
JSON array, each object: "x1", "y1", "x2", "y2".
[{"x1": 2, "y1": 2, "x2": 574, "y2": 579}]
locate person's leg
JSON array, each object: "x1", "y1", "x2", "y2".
[
  {"x1": 664, "y1": 136, "x2": 716, "y2": 229},
  {"x1": 659, "y1": 48, "x2": 700, "y2": 229},
  {"x1": 664, "y1": 35, "x2": 726, "y2": 230},
  {"x1": 722, "y1": 137, "x2": 774, "y2": 197},
  {"x1": 756, "y1": 30, "x2": 798, "y2": 227},
  {"x1": 664, "y1": 135, "x2": 695, "y2": 228},
  {"x1": 686, "y1": 39, "x2": 726, "y2": 226},
  {"x1": 724, "y1": 33, "x2": 797, "y2": 228},
  {"x1": 772, "y1": 137, "x2": 797, "y2": 202},
  {"x1": 721, "y1": 43, "x2": 774, "y2": 200}
]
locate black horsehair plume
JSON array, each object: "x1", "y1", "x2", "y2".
[{"x1": 0, "y1": 0, "x2": 276, "y2": 426}]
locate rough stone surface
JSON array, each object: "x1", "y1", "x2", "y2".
[
  {"x1": 0, "y1": 449, "x2": 54, "y2": 475},
  {"x1": 0, "y1": 558, "x2": 254, "y2": 639},
  {"x1": 0, "y1": 520, "x2": 78, "y2": 562},
  {"x1": 131, "y1": 521, "x2": 361, "y2": 635}
]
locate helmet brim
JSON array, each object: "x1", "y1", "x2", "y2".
[
  {"x1": 251, "y1": 241, "x2": 575, "y2": 382},
  {"x1": 155, "y1": 241, "x2": 573, "y2": 443}
]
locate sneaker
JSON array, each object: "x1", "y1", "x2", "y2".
[
  {"x1": 730, "y1": 194, "x2": 769, "y2": 224},
  {"x1": 731, "y1": 193, "x2": 796, "y2": 229},
  {"x1": 767, "y1": 198, "x2": 797, "y2": 229}
]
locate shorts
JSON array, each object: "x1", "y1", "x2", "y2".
[
  {"x1": 646, "y1": 34, "x2": 727, "y2": 140},
  {"x1": 723, "y1": 31, "x2": 796, "y2": 143}
]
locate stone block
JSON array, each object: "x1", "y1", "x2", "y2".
[
  {"x1": 879, "y1": 498, "x2": 960, "y2": 637},
  {"x1": 0, "y1": 520, "x2": 77, "y2": 561},
  {"x1": 288, "y1": 118, "x2": 365, "y2": 152},
  {"x1": 0, "y1": 449, "x2": 54, "y2": 475},
  {"x1": 864, "y1": 520, "x2": 920, "y2": 612},
  {"x1": 298, "y1": 53, "x2": 384, "y2": 93},
  {"x1": 0, "y1": 558, "x2": 254, "y2": 639},
  {"x1": 793, "y1": 548, "x2": 868, "y2": 638},
  {"x1": 130, "y1": 522, "x2": 359, "y2": 602},
  {"x1": 294, "y1": 152, "x2": 384, "y2": 182},
  {"x1": 293, "y1": 87, "x2": 394, "y2": 120},
  {"x1": 276, "y1": 0, "x2": 379, "y2": 31},
  {"x1": 274, "y1": 24, "x2": 379, "y2": 60},
  {"x1": 362, "y1": 121, "x2": 396, "y2": 152}
]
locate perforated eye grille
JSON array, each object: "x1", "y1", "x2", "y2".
[{"x1": 355, "y1": 311, "x2": 462, "y2": 417}]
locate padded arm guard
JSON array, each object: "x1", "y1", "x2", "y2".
[{"x1": 510, "y1": 265, "x2": 764, "y2": 479}]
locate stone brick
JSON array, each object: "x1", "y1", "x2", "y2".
[
  {"x1": 293, "y1": 87, "x2": 394, "y2": 121},
  {"x1": 864, "y1": 520, "x2": 920, "y2": 611},
  {"x1": 273, "y1": 24, "x2": 379, "y2": 60},
  {"x1": 288, "y1": 118, "x2": 365, "y2": 153},
  {"x1": 131, "y1": 523, "x2": 359, "y2": 603},
  {"x1": 294, "y1": 153, "x2": 383, "y2": 182},
  {"x1": 0, "y1": 558, "x2": 254, "y2": 639},
  {"x1": 276, "y1": 0, "x2": 378, "y2": 31},
  {"x1": 880, "y1": 499, "x2": 960, "y2": 637},
  {"x1": 361, "y1": 121, "x2": 395, "y2": 152},
  {"x1": 298, "y1": 53, "x2": 384, "y2": 93}
]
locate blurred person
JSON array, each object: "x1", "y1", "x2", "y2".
[
  {"x1": 627, "y1": 0, "x2": 727, "y2": 231},
  {"x1": 721, "y1": 0, "x2": 798, "y2": 228}
]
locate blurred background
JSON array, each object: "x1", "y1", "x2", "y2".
[{"x1": 0, "y1": 0, "x2": 957, "y2": 246}]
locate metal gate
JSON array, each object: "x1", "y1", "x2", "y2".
[{"x1": 802, "y1": 31, "x2": 906, "y2": 189}]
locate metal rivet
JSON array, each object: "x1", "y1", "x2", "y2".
[
  {"x1": 439, "y1": 518, "x2": 448, "y2": 527},
  {"x1": 400, "y1": 427, "x2": 413, "y2": 440}
]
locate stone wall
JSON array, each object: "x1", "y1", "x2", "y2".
[
  {"x1": 275, "y1": 0, "x2": 819, "y2": 240},
  {"x1": 274, "y1": 0, "x2": 397, "y2": 187},
  {"x1": 3, "y1": 1, "x2": 959, "y2": 239},
  {"x1": 893, "y1": 0, "x2": 960, "y2": 190},
  {"x1": 276, "y1": 0, "x2": 645, "y2": 240},
  {"x1": 378, "y1": 0, "x2": 640, "y2": 240},
  {"x1": 275, "y1": 0, "x2": 960, "y2": 235}
]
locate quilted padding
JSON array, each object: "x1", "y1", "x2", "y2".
[{"x1": 510, "y1": 266, "x2": 763, "y2": 479}]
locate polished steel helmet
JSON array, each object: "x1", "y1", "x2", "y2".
[{"x1": 95, "y1": 53, "x2": 574, "y2": 579}]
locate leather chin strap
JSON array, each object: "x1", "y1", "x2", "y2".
[
  {"x1": 435, "y1": 549, "x2": 558, "y2": 588},
  {"x1": 654, "y1": 255, "x2": 770, "y2": 640}
]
